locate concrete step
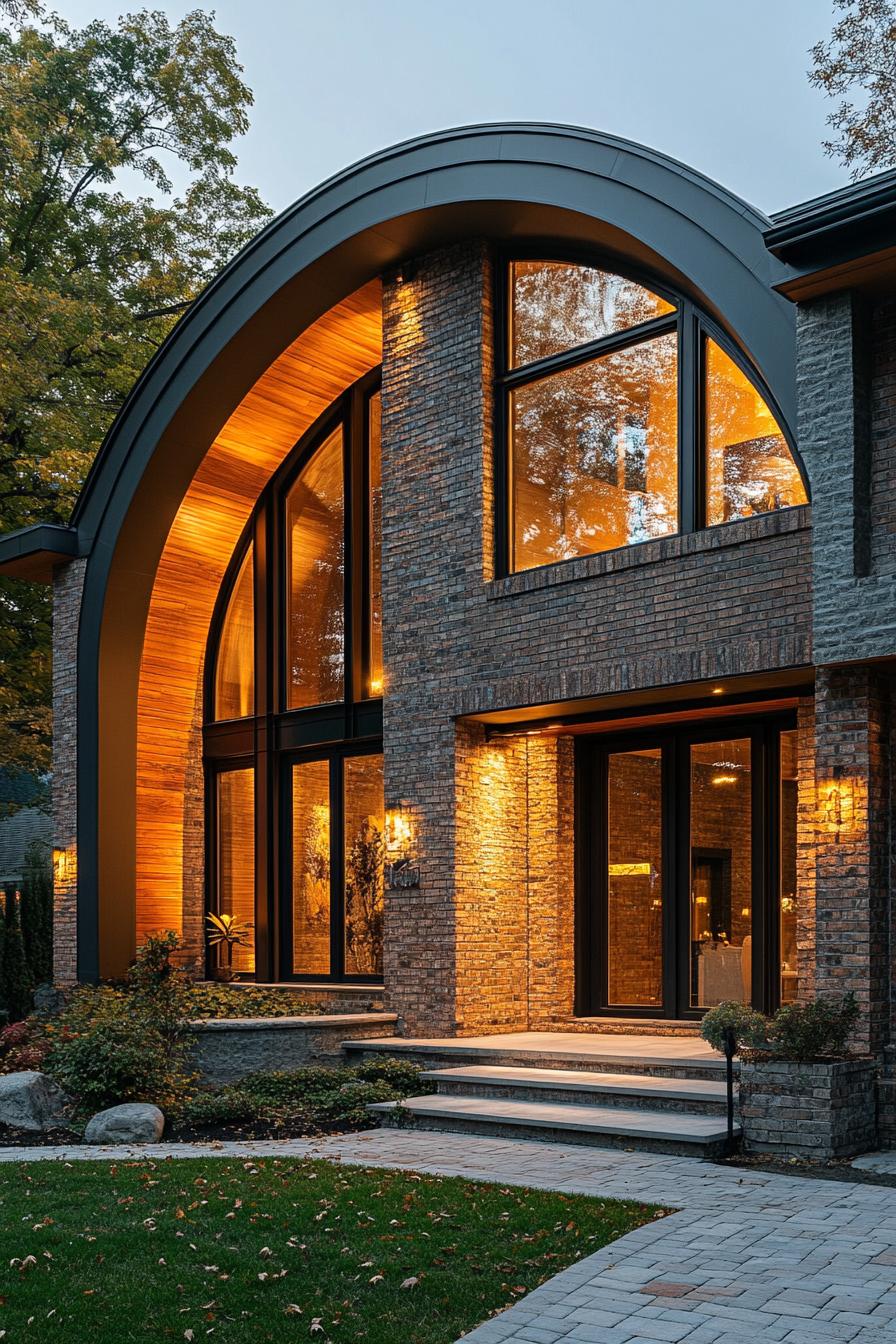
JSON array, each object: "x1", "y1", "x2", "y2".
[
  {"x1": 343, "y1": 1036, "x2": 730, "y2": 1081},
  {"x1": 421, "y1": 1065, "x2": 732, "y2": 1116},
  {"x1": 369, "y1": 1094, "x2": 738, "y2": 1158}
]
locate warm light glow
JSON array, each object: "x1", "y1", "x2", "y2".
[
  {"x1": 711, "y1": 686, "x2": 724, "y2": 695},
  {"x1": 711, "y1": 773, "x2": 738, "y2": 786},
  {"x1": 741, "y1": 906, "x2": 751, "y2": 919},
  {"x1": 608, "y1": 862, "x2": 653, "y2": 877},
  {"x1": 368, "y1": 677, "x2": 383, "y2": 696},
  {"x1": 385, "y1": 806, "x2": 413, "y2": 857},
  {"x1": 52, "y1": 846, "x2": 75, "y2": 885}
]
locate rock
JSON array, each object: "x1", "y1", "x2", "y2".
[
  {"x1": 84, "y1": 1103, "x2": 165, "y2": 1145},
  {"x1": 0, "y1": 1071, "x2": 68, "y2": 1132},
  {"x1": 33, "y1": 983, "x2": 66, "y2": 1016}
]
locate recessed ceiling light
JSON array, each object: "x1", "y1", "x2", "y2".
[{"x1": 711, "y1": 686, "x2": 724, "y2": 695}]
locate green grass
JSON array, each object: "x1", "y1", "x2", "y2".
[{"x1": 0, "y1": 1158, "x2": 659, "y2": 1342}]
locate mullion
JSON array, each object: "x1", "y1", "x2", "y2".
[
  {"x1": 329, "y1": 753, "x2": 345, "y2": 980},
  {"x1": 501, "y1": 311, "x2": 679, "y2": 392}
]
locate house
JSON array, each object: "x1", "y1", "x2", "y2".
[{"x1": 1, "y1": 123, "x2": 893, "y2": 1068}]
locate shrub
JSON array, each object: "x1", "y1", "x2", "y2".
[
  {"x1": 701, "y1": 1001, "x2": 770, "y2": 1055},
  {"x1": 19, "y1": 843, "x2": 52, "y2": 987},
  {"x1": 172, "y1": 1060, "x2": 430, "y2": 1136},
  {"x1": 185, "y1": 984, "x2": 323, "y2": 1019},
  {"x1": 46, "y1": 1018, "x2": 178, "y2": 1110},
  {"x1": 351, "y1": 1054, "x2": 430, "y2": 1094},
  {"x1": 1, "y1": 890, "x2": 33, "y2": 1023},
  {"x1": 44, "y1": 934, "x2": 197, "y2": 1112},
  {"x1": 0, "y1": 1018, "x2": 49, "y2": 1073},
  {"x1": 769, "y1": 992, "x2": 859, "y2": 1062}
]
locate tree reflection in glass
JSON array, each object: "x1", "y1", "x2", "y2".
[
  {"x1": 511, "y1": 332, "x2": 678, "y2": 571},
  {"x1": 705, "y1": 340, "x2": 807, "y2": 526},
  {"x1": 286, "y1": 426, "x2": 345, "y2": 708},
  {"x1": 510, "y1": 261, "x2": 674, "y2": 367}
]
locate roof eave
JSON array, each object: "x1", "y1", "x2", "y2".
[{"x1": 0, "y1": 524, "x2": 82, "y2": 583}]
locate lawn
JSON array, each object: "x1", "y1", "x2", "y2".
[{"x1": 0, "y1": 1157, "x2": 660, "y2": 1342}]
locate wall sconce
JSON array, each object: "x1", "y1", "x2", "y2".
[
  {"x1": 384, "y1": 804, "x2": 419, "y2": 890},
  {"x1": 823, "y1": 768, "x2": 853, "y2": 842},
  {"x1": 52, "y1": 846, "x2": 74, "y2": 886}
]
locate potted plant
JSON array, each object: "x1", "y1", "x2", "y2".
[
  {"x1": 205, "y1": 913, "x2": 253, "y2": 982},
  {"x1": 702, "y1": 993, "x2": 877, "y2": 1159}
]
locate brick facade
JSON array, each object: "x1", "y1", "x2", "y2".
[
  {"x1": 48, "y1": 237, "x2": 896, "y2": 1062},
  {"x1": 378, "y1": 241, "x2": 818, "y2": 1036},
  {"x1": 51, "y1": 558, "x2": 86, "y2": 985}
]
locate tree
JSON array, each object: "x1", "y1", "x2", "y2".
[
  {"x1": 19, "y1": 840, "x2": 52, "y2": 985},
  {"x1": 0, "y1": 5, "x2": 272, "y2": 785},
  {"x1": 810, "y1": 0, "x2": 896, "y2": 179}
]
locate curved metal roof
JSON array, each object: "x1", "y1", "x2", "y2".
[{"x1": 70, "y1": 121, "x2": 797, "y2": 545}]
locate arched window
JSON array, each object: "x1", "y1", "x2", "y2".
[
  {"x1": 500, "y1": 259, "x2": 807, "y2": 574},
  {"x1": 205, "y1": 371, "x2": 383, "y2": 983}
]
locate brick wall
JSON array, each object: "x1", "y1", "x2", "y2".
[
  {"x1": 379, "y1": 241, "x2": 815, "y2": 1035},
  {"x1": 812, "y1": 665, "x2": 892, "y2": 1052},
  {"x1": 52, "y1": 558, "x2": 86, "y2": 985}
]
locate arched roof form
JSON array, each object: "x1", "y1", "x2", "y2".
[
  {"x1": 75, "y1": 121, "x2": 796, "y2": 545},
  {"x1": 66, "y1": 122, "x2": 800, "y2": 980}
]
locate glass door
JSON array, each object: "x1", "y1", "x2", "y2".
[
  {"x1": 605, "y1": 745, "x2": 665, "y2": 1012},
  {"x1": 578, "y1": 714, "x2": 795, "y2": 1019},
  {"x1": 687, "y1": 737, "x2": 753, "y2": 1010}
]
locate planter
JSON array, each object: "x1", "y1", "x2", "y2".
[
  {"x1": 186, "y1": 1012, "x2": 398, "y2": 1084},
  {"x1": 739, "y1": 1056, "x2": 877, "y2": 1159}
]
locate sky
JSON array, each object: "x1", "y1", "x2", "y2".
[{"x1": 57, "y1": 0, "x2": 850, "y2": 219}]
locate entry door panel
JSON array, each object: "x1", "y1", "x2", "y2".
[
  {"x1": 605, "y1": 747, "x2": 665, "y2": 1010},
  {"x1": 686, "y1": 737, "x2": 753, "y2": 1010},
  {"x1": 581, "y1": 720, "x2": 783, "y2": 1019}
]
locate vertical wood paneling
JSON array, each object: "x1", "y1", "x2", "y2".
[{"x1": 135, "y1": 282, "x2": 382, "y2": 952}]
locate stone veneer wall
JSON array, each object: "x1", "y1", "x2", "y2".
[
  {"x1": 812, "y1": 666, "x2": 892, "y2": 1053},
  {"x1": 52, "y1": 558, "x2": 86, "y2": 985},
  {"x1": 379, "y1": 240, "x2": 815, "y2": 1035}
]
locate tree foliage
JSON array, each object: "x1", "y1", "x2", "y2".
[
  {"x1": 0, "y1": 4, "x2": 272, "y2": 781},
  {"x1": 810, "y1": 0, "x2": 896, "y2": 178}
]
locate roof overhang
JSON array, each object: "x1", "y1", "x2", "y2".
[
  {"x1": 461, "y1": 667, "x2": 814, "y2": 736},
  {"x1": 765, "y1": 170, "x2": 896, "y2": 302},
  {"x1": 0, "y1": 524, "x2": 82, "y2": 582}
]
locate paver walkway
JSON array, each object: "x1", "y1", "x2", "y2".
[{"x1": 2, "y1": 1130, "x2": 896, "y2": 1342}]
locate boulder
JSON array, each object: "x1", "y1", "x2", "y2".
[
  {"x1": 0, "y1": 1071, "x2": 68, "y2": 1132},
  {"x1": 84, "y1": 1103, "x2": 165, "y2": 1145}
]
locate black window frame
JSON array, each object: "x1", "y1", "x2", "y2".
[
  {"x1": 203, "y1": 367, "x2": 384, "y2": 983},
  {"x1": 494, "y1": 247, "x2": 808, "y2": 579},
  {"x1": 575, "y1": 710, "x2": 795, "y2": 1021}
]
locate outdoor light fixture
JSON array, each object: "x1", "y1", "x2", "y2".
[
  {"x1": 384, "y1": 804, "x2": 419, "y2": 890},
  {"x1": 52, "y1": 846, "x2": 73, "y2": 884},
  {"x1": 824, "y1": 768, "x2": 853, "y2": 842}
]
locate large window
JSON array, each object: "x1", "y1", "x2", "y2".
[
  {"x1": 501, "y1": 258, "x2": 807, "y2": 574},
  {"x1": 205, "y1": 370, "x2": 384, "y2": 982}
]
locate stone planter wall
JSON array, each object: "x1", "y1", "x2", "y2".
[
  {"x1": 739, "y1": 1057, "x2": 878, "y2": 1158},
  {"x1": 877, "y1": 1045, "x2": 896, "y2": 1149},
  {"x1": 187, "y1": 1013, "x2": 398, "y2": 1084}
]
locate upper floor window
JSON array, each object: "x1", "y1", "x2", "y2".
[{"x1": 501, "y1": 259, "x2": 807, "y2": 575}]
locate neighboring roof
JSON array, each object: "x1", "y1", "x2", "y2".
[{"x1": 765, "y1": 169, "x2": 896, "y2": 301}]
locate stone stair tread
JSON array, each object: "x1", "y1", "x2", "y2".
[
  {"x1": 369, "y1": 1094, "x2": 738, "y2": 1143},
  {"x1": 420, "y1": 1064, "x2": 730, "y2": 1101},
  {"x1": 343, "y1": 1035, "x2": 729, "y2": 1074}
]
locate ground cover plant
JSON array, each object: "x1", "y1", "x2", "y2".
[{"x1": 0, "y1": 1158, "x2": 660, "y2": 1343}]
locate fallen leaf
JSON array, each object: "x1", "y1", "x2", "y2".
[{"x1": 400, "y1": 1276, "x2": 419, "y2": 1290}]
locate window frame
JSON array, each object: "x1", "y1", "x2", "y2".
[
  {"x1": 494, "y1": 247, "x2": 808, "y2": 578},
  {"x1": 203, "y1": 367, "x2": 384, "y2": 983}
]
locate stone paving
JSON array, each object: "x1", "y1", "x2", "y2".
[{"x1": 2, "y1": 1130, "x2": 896, "y2": 1341}]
